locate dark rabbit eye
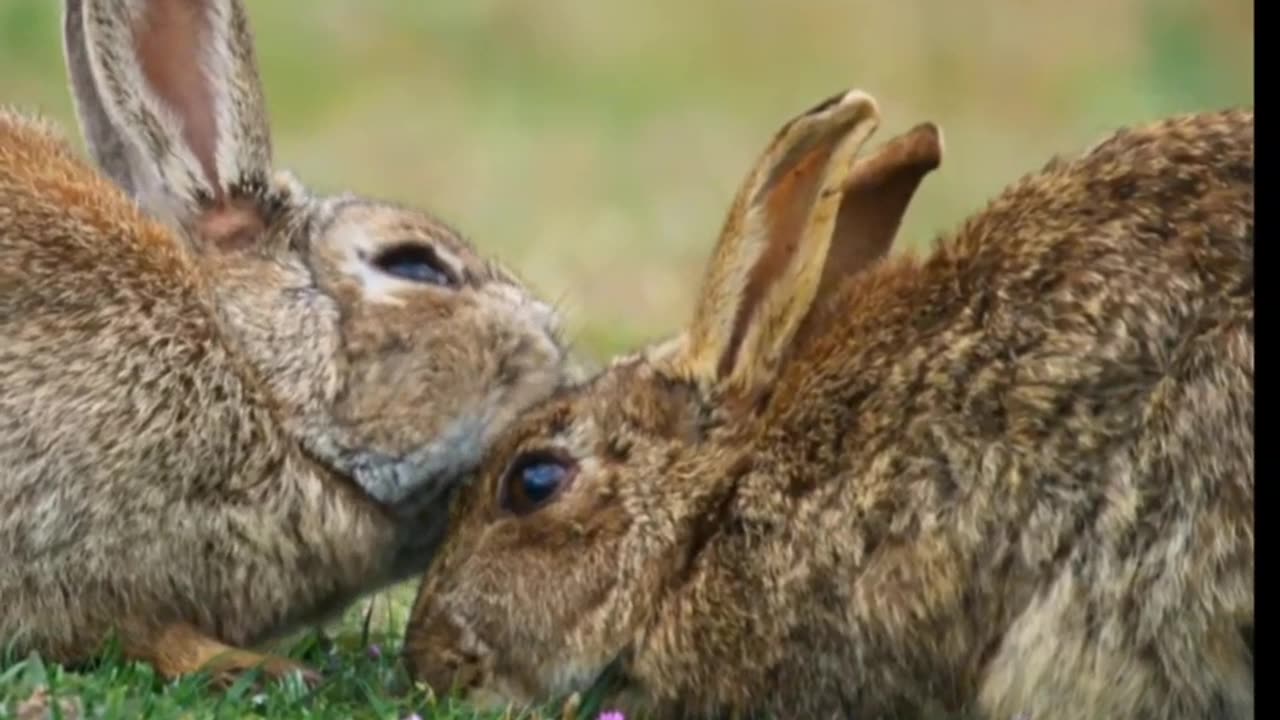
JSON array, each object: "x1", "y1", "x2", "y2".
[
  {"x1": 501, "y1": 451, "x2": 577, "y2": 515},
  {"x1": 373, "y1": 244, "x2": 456, "y2": 286}
]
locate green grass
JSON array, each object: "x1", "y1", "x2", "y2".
[
  {"x1": 0, "y1": 0, "x2": 1253, "y2": 716},
  {"x1": 0, "y1": 634, "x2": 436, "y2": 720},
  {"x1": 0, "y1": 643, "x2": 513, "y2": 720},
  {"x1": 0, "y1": 587, "x2": 612, "y2": 720}
]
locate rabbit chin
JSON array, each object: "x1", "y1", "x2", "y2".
[
  {"x1": 465, "y1": 686, "x2": 537, "y2": 714},
  {"x1": 465, "y1": 661, "x2": 617, "y2": 715}
]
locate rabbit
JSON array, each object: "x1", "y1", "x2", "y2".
[
  {"x1": 403, "y1": 87, "x2": 1254, "y2": 720},
  {"x1": 0, "y1": 0, "x2": 574, "y2": 686}
]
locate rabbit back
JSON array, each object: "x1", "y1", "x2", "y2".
[{"x1": 745, "y1": 107, "x2": 1254, "y2": 718}]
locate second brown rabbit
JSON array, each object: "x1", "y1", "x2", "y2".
[{"x1": 404, "y1": 90, "x2": 1254, "y2": 719}]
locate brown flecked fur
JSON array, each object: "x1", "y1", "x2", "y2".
[
  {"x1": 404, "y1": 89, "x2": 1254, "y2": 719},
  {"x1": 0, "y1": 0, "x2": 573, "y2": 686}
]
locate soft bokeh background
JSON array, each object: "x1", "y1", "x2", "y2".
[{"x1": 1, "y1": 0, "x2": 1254, "y2": 358}]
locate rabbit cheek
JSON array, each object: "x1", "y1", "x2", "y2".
[{"x1": 410, "y1": 527, "x2": 625, "y2": 702}]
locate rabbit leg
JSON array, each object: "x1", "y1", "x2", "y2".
[{"x1": 126, "y1": 622, "x2": 322, "y2": 688}]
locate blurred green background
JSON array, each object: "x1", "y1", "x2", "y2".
[{"x1": 0, "y1": 0, "x2": 1254, "y2": 360}]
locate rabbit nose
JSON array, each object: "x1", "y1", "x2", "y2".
[
  {"x1": 404, "y1": 609, "x2": 489, "y2": 696},
  {"x1": 415, "y1": 648, "x2": 485, "y2": 699}
]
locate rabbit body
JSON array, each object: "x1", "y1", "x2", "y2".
[
  {"x1": 675, "y1": 106, "x2": 1255, "y2": 719},
  {"x1": 405, "y1": 94, "x2": 1253, "y2": 720},
  {"x1": 0, "y1": 112, "x2": 395, "y2": 671},
  {"x1": 1, "y1": 0, "x2": 569, "y2": 683}
]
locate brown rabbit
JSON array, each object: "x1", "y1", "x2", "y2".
[
  {"x1": 404, "y1": 89, "x2": 1254, "y2": 719},
  {"x1": 0, "y1": 0, "x2": 572, "y2": 685}
]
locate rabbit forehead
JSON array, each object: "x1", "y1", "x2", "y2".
[{"x1": 311, "y1": 197, "x2": 469, "y2": 257}]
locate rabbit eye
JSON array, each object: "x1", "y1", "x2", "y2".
[
  {"x1": 372, "y1": 244, "x2": 456, "y2": 287},
  {"x1": 501, "y1": 451, "x2": 577, "y2": 515}
]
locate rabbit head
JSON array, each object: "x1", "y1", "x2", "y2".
[
  {"x1": 62, "y1": 0, "x2": 573, "y2": 513},
  {"x1": 403, "y1": 88, "x2": 943, "y2": 707}
]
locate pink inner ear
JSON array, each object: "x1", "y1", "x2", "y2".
[
  {"x1": 134, "y1": 0, "x2": 222, "y2": 196},
  {"x1": 197, "y1": 198, "x2": 266, "y2": 250}
]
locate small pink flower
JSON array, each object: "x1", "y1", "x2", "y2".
[
  {"x1": 597, "y1": 711, "x2": 625, "y2": 720},
  {"x1": 367, "y1": 644, "x2": 383, "y2": 660}
]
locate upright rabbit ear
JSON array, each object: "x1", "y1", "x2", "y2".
[
  {"x1": 821, "y1": 122, "x2": 941, "y2": 295},
  {"x1": 664, "y1": 89, "x2": 881, "y2": 393},
  {"x1": 791, "y1": 121, "x2": 943, "y2": 346},
  {"x1": 63, "y1": 0, "x2": 274, "y2": 249}
]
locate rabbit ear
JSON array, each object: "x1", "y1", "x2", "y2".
[
  {"x1": 667, "y1": 89, "x2": 881, "y2": 392},
  {"x1": 790, "y1": 121, "x2": 942, "y2": 348},
  {"x1": 63, "y1": 0, "x2": 274, "y2": 249},
  {"x1": 822, "y1": 122, "x2": 941, "y2": 296},
  {"x1": 64, "y1": 0, "x2": 145, "y2": 198}
]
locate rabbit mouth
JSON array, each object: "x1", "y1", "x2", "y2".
[{"x1": 420, "y1": 619, "x2": 632, "y2": 709}]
